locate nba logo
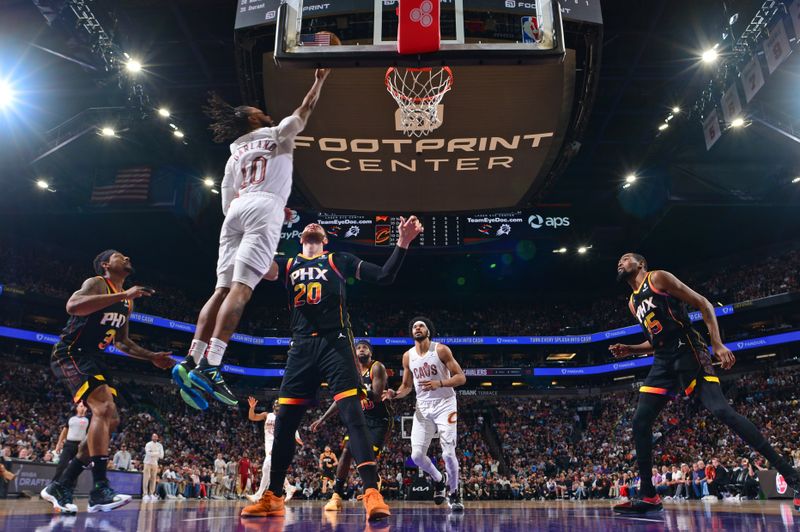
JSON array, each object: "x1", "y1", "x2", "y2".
[{"x1": 521, "y1": 16, "x2": 541, "y2": 43}]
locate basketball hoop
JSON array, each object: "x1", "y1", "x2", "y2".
[{"x1": 385, "y1": 66, "x2": 453, "y2": 137}]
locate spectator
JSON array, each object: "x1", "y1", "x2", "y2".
[
  {"x1": 113, "y1": 444, "x2": 132, "y2": 471},
  {"x1": 143, "y1": 433, "x2": 164, "y2": 502}
]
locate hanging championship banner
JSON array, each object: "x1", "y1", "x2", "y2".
[
  {"x1": 721, "y1": 82, "x2": 742, "y2": 125},
  {"x1": 702, "y1": 108, "x2": 722, "y2": 151},
  {"x1": 790, "y1": 1, "x2": 800, "y2": 41},
  {"x1": 762, "y1": 20, "x2": 792, "y2": 74},
  {"x1": 740, "y1": 55, "x2": 765, "y2": 103}
]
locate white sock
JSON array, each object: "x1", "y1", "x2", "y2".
[
  {"x1": 188, "y1": 339, "x2": 208, "y2": 364},
  {"x1": 206, "y1": 338, "x2": 227, "y2": 366}
]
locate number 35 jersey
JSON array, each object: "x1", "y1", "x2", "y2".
[
  {"x1": 58, "y1": 277, "x2": 131, "y2": 354},
  {"x1": 279, "y1": 251, "x2": 364, "y2": 336},
  {"x1": 630, "y1": 270, "x2": 693, "y2": 347}
]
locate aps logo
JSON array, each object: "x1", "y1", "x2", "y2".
[{"x1": 528, "y1": 214, "x2": 570, "y2": 229}]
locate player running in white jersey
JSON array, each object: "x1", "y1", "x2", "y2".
[
  {"x1": 172, "y1": 69, "x2": 330, "y2": 409},
  {"x1": 382, "y1": 317, "x2": 466, "y2": 511},
  {"x1": 246, "y1": 397, "x2": 302, "y2": 503}
]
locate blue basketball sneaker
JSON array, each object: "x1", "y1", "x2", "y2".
[{"x1": 172, "y1": 355, "x2": 209, "y2": 410}]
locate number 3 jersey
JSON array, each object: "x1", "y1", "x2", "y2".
[
  {"x1": 630, "y1": 271, "x2": 693, "y2": 349},
  {"x1": 279, "y1": 251, "x2": 364, "y2": 336},
  {"x1": 58, "y1": 277, "x2": 131, "y2": 354}
]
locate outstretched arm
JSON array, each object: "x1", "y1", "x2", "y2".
[
  {"x1": 116, "y1": 320, "x2": 174, "y2": 369},
  {"x1": 650, "y1": 270, "x2": 734, "y2": 369},
  {"x1": 66, "y1": 277, "x2": 152, "y2": 316},
  {"x1": 383, "y1": 351, "x2": 415, "y2": 401},
  {"x1": 247, "y1": 396, "x2": 268, "y2": 422},
  {"x1": 349, "y1": 216, "x2": 424, "y2": 285},
  {"x1": 310, "y1": 401, "x2": 338, "y2": 432},
  {"x1": 293, "y1": 69, "x2": 330, "y2": 125}
]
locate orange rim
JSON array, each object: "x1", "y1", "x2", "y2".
[{"x1": 385, "y1": 66, "x2": 453, "y2": 103}]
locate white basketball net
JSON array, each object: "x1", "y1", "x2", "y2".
[{"x1": 385, "y1": 67, "x2": 453, "y2": 137}]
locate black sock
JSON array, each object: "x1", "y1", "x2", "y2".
[
  {"x1": 91, "y1": 456, "x2": 109, "y2": 485},
  {"x1": 268, "y1": 403, "x2": 307, "y2": 496},
  {"x1": 336, "y1": 396, "x2": 378, "y2": 490},
  {"x1": 60, "y1": 457, "x2": 90, "y2": 488},
  {"x1": 334, "y1": 477, "x2": 346, "y2": 497}
]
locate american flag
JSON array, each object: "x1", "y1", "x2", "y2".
[
  {"x1": 91, "y1": 167, "x2": 151, "y2": 203},
  {"x1": 299, "y1": 33, "x2": 332, "y2": 46}
]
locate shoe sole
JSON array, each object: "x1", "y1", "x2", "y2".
[
  {"x1": 367, "y1": 508, "x2": 391, "y2": 520},
  {"x1": 189, "y1": 372, "x2": 238, "y2": 406},
  {"x1": 613, "y1": 507, "x2": 663, "y2": 515},
  {"x1": 174, "y1": 366, "x2": 210, "y2": 410},
  {"x1": 88, "y1": 496, "x2": 132, "y2": 513},
  {"x1": 241, "y1": 510, "x2": 285, "y2": 517},
  {"x1": 40, "y1": 487, "x2": 77, "y2": 514},
  {"x1": 324, "y1": 504, "x2": 342, "y2": 512},
  {"x1": 433, "y1": 496, "x2": 446, "y2": 505}
]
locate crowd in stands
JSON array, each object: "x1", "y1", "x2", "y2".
[
  {"x1": 1, "y1": 244, "x2": 798, "y2": 338},
  {"x1": 1, "y1": 352, "x2": 798, "y2": 502}
]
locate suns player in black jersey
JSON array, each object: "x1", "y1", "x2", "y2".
[
  {"x1": 42, "y1": 250, "x2": 174, "y2": 514},
  {"x1": 241, "y1": 217, "x2": 422, "y2": 521},
  {"x1": 318, "y1": 446, "x2": 339, "y2": 494},
  {"x1": 309, "y1": 340, "x2": 392, "y2": 511},
  {"x1": 611, "y1": 253, "x2": 800, "y2": 514}
]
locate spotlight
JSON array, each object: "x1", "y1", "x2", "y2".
[
  {"x1": 658, "y1": 123, "x2": 668, "y2": 131},
  {"x1": 100, "y1": 127, "x2": 116, "y2": 137},
  {"x1": 203, "y1": 178, "x2": 215, "y2": 187},
  {"x1": 552, "y1": 247, "x2": 568, "y2": 254},
  {"x1": 625, "y1": 174, "x2": 637, "y2": 183},
  {"x1": 792, "y1": 177, "x2": 800, "y2": 184},
  {"x1": 125, "y1": 59, "x2": 142, "y2": 73},
  {"x1": 730, "y1": 117, "x2": 745, "y2": 128},
  {"x1": 157, "y1": 108, "x2": 170, "y2": 118},
  {"x1": 173, "y1": 130, "x2": 185, "y2": 138},
  {"x1": 577, "y1": 246, "x2": 589, "y2": 254},
  {"x1": 622, "y1": 183, "x2": 632, "y2": 189},
  {"x1": 701, "y1": 48, "x2": 718, "y2": 63},
  {"x1": 36, "y1": 179, "x2": 49, "y2": 189},
  {"x1": 0, "y1": 80, "x2": 14, "y2": 109},
  {"x1": 211, "y1": 188, "x2": 220, "y2": 194},
  {"x1": 672, "y1": 106, "x2": 680, "y2": 114}
]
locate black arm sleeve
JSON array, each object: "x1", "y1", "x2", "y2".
[{"x1": 334, "y1": 247, "x2": 408, "y2": 285}]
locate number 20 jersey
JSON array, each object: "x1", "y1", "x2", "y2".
[
  {"x1": 630, "y1": 271, "x2": 693, "y2": 347},
  {"x1": 282, "y1": 251, "x2": 363, "y2": 336}
]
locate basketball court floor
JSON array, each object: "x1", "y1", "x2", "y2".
[{"x1": 0, "y1": 499, "x2": 797, "y2": 531}]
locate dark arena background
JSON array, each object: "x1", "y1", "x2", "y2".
[{"x1": 1, "y1": 0, "x2": 800, "y2": 530}]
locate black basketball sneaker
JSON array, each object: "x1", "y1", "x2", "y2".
[
  {"x1": 448, "y1": 489, "x2": 464, "y2": 512},
  {"x1": 40, "y1": 481, "x2": 78, "y2": 514},
  {"x1": 433, "y1": 472, "x2": 447, "y2": 505},
  {"x1": 189, "y1": 359, "x2": 238, "y2": 406},
  {"x1": 88, "y1": 481, "x2": 132, "y2": 513},
  {"x1": 613, "y1": 495, "x2": 663, "y2": 514}
]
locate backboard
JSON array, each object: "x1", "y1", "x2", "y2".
[{"x1": 274, "y1": 0, "x2": 565, "y2": 67}]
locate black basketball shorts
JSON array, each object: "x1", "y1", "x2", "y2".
[
  {"x1": 51, "y1": 343, "x2": 117, "y2": 403},
  {"x1": 640, "y1": 330, "x2": 718, "y2": 397}
]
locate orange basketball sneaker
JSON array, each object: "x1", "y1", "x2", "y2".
[
  {"x1": 241, "y1": 490, "x2": 285, "y2": 517},
  {"x1": 362, "y1": 488, "x2": 390, "y2": 520}
]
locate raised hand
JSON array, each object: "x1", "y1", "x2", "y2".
[
  {"x1": 248, "y1": 396, "x2": 258, "y2": 408},
  {"x1": 397, "y1": 215, "x2": 424, "y2": 248},
  {"x1": 124, "y1": 286, "x2": 154, "y2": 300}
]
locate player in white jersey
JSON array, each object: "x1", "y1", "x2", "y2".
[
  {"x1": 383, "y1": 317, "x2": 466, "y2": 512},
  {"x1": 172, "y1": 69, "x2": 330, "y2": 409},
  {"x1": 246, "y1": 397, "x2": 302, "y2": 503}
]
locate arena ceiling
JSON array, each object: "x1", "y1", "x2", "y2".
[{"x1": 1, "y1": 0, "x2": 799, "y2": 295}]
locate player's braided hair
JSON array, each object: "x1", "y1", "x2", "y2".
[{"x1": 203, "y1": 92, "x2": 253, "y2": 143}]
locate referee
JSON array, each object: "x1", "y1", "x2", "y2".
[{"x1": 52, "y1": 402, "x2": 89, "y2": 482}]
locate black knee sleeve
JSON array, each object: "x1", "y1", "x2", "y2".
[
  {"x1": 268, "y1": 404, "x2": 306, "y2": 495},
  {"x1": 336, "y1": 396, "x2": 378, "y2": 489}
]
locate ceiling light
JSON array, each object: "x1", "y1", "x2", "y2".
[
  {"x1": 622, "y1": 183, "x2": 632, "y2": 189},
  {"x1": 480, "y1": 382, "x2": 492, "y2": 387},
  {"x1": 211, "y1": 188, "x2": 220, "y2": 194},
  {"x1": 157, "y1": 108, "x2": 170, "y2": 118},
  {"x1": 36, "y1": 179, "x2": 49, "y2": 189},
  {"x1": 125, "y1": 59, "x2": 142, "y2": 73},
  {"x1": 173, "y1": 130, "x2": 184, "y2": 138},
  {"x1": 552, "y1": 247, "x2": 567, "y2": 254},
  {"x1": 701, "y1": 48, "x2": 718, "y2": 63},
  {"x1": 577, "y1": 246, "x2": 589, "y2": 254},
  {"x1": 0, "y1": 80, "x2": 15, "y2": 109},
  {"x1": 100, "y1": 127, "x2": 115, "y2": 137},
  {"x1": 730, "y1": 117, "x2": 745, "y2": 128},
  {"x1": 203, "y1": 178, "x2": 215, "y2": 187},
  {"x1": 792, "y1": 177, "x2": 800, "y2": 184},
  {"x1": 625, "y1": 174, "x2": 637, "y2": 183},
  {"x1": 672, "y1": 106, "x2": 680, "y2": 114},
  {"x1": 658, "y1": 123, "x2": 669, "y2": 131}
]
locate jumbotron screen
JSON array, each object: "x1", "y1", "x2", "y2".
[{"x1": 282, "y1": 209, "x2": 573, "y2": 248}]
